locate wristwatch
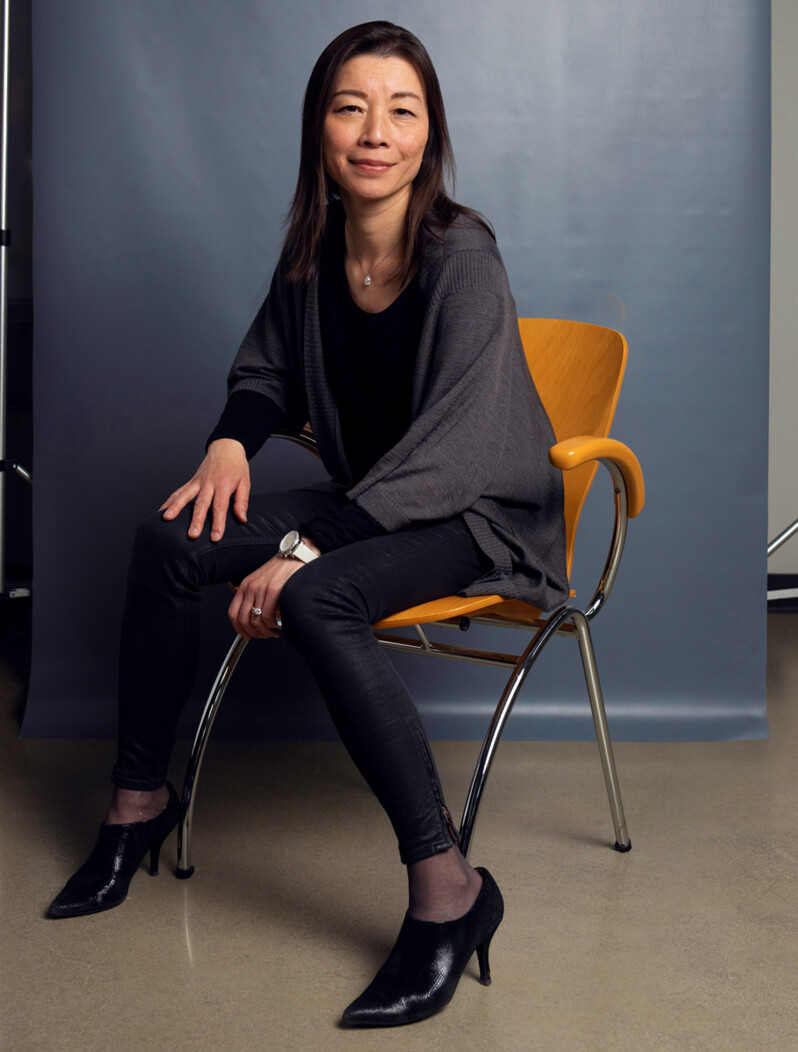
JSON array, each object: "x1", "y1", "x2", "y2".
[{"x1": 278, "y1": 529, "x2": 319, "y2": 564}]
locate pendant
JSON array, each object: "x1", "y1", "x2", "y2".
[{"x1": 364, "y1": 275, "x2": 372, "y2": 286}]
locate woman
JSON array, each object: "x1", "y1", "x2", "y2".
[{"x1": 47, "y1": 21, "x2": 568, "y2": 1027}]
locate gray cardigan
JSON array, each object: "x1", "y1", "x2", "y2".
[{"x1": 228, "y1": 218, "x2": 569, "y2": 612}]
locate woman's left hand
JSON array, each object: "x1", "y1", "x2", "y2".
[{"x1": 227, "y1": 538, "x2": 321, "y2": 640}]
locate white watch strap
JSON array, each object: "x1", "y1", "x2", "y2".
[{"x1": 291, "y1": 538, "x2": 318, "y2": 563}]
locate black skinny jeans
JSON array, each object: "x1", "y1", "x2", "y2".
[{"x1": 112, "y1": 487, "x2": 490, "y2": 865}]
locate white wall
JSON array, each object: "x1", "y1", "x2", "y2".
[{"x1": 769, "y1": 0, "x2": 798, "y2": 573}]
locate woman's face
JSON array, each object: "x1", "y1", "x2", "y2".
[{"x1": 323, "y1": 54, "x2": 429, "y2": 213}]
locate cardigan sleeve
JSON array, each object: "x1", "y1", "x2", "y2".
[
  {"x1": 345, "y1": 250, "x2": 544, "y2": 532},
  {"x1": 224, "y1": 260, "x2": 307, "y2": 435}
]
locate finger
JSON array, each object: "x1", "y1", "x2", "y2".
[
  {"x1": 231, "y1": 591, "x2": 266, "y2": 639},
  {"x1": 260, "y1": 602, "x2": 280, "y2": 634},
  {"x1": 158, "y1": 490, "x2": 178, "y2": 513},
  {"x1": 232, "y1": 482, "x2": 250, "y2": 524},
  {"x1": 187, "y1": 490, "x2": 213, "y2": 539},
  {"x1": 247, "y1": 601, "x2": 280, "y2": 641},
  {"x1": 160, "y1": 482, "x2": 198, "y2": 519},
  {"x1": 247, "y1": 593, "x2": 269, "y2": 634},
  {"x1": 227, "y1": 586, "x2": 246, "y2": 628},
  {"x1": 228, "y1": 601, "x2": 250, "y2": 639},
  {"x1": 246, "y1": 619, "x2": 268, "y2": 640},
  {"x1": 209, "y1": 497, "x2": 230, "y2": 543},
  {"x1": 229, "y1": 575, "x2": 257, "y2": 622},
  {"x1": 260, "y1": 573, "x2": 291, "y2": 632},
  {"x1": 251, "y1": 624, "x2": 279, "y2": 640}
]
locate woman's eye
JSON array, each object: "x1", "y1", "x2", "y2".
[
  {"x1": 394, "y1": 108, "x2": 414, "y2": 117},
  {"x1": 337, "y1": 105, "x2": 361, "y2": 114}
]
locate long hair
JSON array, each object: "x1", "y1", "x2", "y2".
[{"x1": 283, "y1": 21, "x2": 493, "y2": 283}]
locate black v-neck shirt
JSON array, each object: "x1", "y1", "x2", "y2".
[{"x1": 317, "y1": 212, "x2": 422, "y2": 484}]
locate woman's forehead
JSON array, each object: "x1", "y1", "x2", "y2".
[{"x1": 333, "y1": 54, "x2": 425, "y2": 100}]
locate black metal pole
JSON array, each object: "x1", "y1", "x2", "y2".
[
  {"x1": 0, "y1": 0, "x2": 32, "y2": 599},
  {"x1": 0, "y1": 0, "x2": 11, "y2": 596}
]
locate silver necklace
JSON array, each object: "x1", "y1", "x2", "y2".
[{"x1": 347, "y1": 225, "x2": 403, "y2": 287}]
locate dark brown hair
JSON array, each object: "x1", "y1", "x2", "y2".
[{"x1": 283, "y1": 21, "x2": 493, "y2": 283}]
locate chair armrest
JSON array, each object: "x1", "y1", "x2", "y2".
[
  {"x1": 271, "y1": 426, "x2": 321, "y2": 458},
  {"x1": 549, "y1": 436, "x2": 645, "y2": 518}
]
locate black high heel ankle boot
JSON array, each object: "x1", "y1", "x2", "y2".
[
  {"x1": 342, "y1": 867, "x2": 504, "y2": 1028},
  {"x1": 46, "y1": 782, "x2": 180, "y2": 919}
]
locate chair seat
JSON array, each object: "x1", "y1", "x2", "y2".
[
  {"x1": 372, "y1": 594, "x2": 505, "y2": 629},
  {"x1": 371, "y1": 591, "x2": 576, "y2": 630}
]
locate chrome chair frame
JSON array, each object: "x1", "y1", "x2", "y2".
[{"x1": 176, "y1": 430, "x2": 632, "y2": 878}]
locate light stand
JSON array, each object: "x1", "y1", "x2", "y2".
[
  {"x1": 0, "y1": 0, "x2": 32, "y2": 600},
  {"x1": 767, "y1": 518, "x2": 798, "y2": 602}
]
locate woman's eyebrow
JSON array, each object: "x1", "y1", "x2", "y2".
[{"x1": 331, "y1": 89, "x2": 423, "y2": 101}]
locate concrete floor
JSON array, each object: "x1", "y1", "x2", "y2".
[{"x1": 2, "y1": 615, "x2": 797, "y2": 1051}]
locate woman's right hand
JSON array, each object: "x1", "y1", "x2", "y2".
[{"x1": 159, "y1": 438, "x2": 250, "y2": 542}]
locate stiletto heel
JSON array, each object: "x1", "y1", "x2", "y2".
[
  {"x1": 476, "y1": 921, "x2": 500, "y2": 985},
  {"x1": 46, "y1": 782, "x2": 180, "y2": 919},
  {"x1": 148, "y1": 838, "x2": 164, "y2": 876},
  {"x1": 343, "y1": 867, "x2": 504, "y2": 1028},
  {"x1": 148, "y1": 822, "x2": 175, "y2": 875}
]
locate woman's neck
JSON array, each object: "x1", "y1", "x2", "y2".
[{"x1": 341, "y1": 192, "x2": 409, "y2": 273}]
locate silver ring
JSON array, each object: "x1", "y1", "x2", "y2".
[{"x1": 251, "y1": 607, "x2": 263, "y2": 617}]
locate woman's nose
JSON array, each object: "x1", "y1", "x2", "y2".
[{"x1": 360, "y1": 108, "x2": 388, "y2": 147}]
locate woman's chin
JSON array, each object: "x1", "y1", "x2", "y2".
[{"x1": 337, "y1": 183, "x2": 413, "y2": 214}]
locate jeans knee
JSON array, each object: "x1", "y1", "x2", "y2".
[
  {"x1": 279, "y1": 563, "x2": 366, "y2": 644},
  {"x1": 278, "y1": 568, "x2": 319, "y2": 642},
  {"x1": 128, "y1": 508, "x2": 198, "y2": 588}
]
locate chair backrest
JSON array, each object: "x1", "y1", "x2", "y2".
[{"x1": 518, "y1": 318, "x2": 628, "y2": 580}]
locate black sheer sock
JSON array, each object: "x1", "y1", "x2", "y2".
[
  {"x1": 407, "y1": 846, "x2": 483, "y2": 922},
  {"x1": 105, "y1": 785, "x2": 169, "y2": 825}
]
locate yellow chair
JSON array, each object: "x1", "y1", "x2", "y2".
[{"x1": 176, "y1": 318, "x2": 645, "y2": 877}]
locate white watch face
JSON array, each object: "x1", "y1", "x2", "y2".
[{"x1": 280, "y1": 530, "x2": 300, "y2": 556}]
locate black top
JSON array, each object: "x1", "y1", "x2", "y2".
[
  {"x1": 207, "y1": 217, "x2": 424, "y2": 553},
  {"x1": 207, "y1": 388, "x2": 283, "y2": 459},
  {"x1": 317, "y1": 211, "x2": 422, "y2": 483}
]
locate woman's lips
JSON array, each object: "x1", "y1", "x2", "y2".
[{"x1": 350, "y1": 159, "x2": 395, "y2": 172}]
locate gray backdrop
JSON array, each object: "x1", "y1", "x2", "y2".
[{"x1": 23, "y1": 0, "x2": 770, "y2": 742}]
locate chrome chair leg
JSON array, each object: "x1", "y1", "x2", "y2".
[
  {"x1": 458, "y1": 606, "x2": 574, "y2": 859},
  {"x1": 179, "y1": 607, "x2": 631, "y2": 871},
  {"x1": 176, "y1": 634, "x2": 250, "y2": 878},
  {"x1": 569, "y1": 609, "x2": 631, "y2": 852}
]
